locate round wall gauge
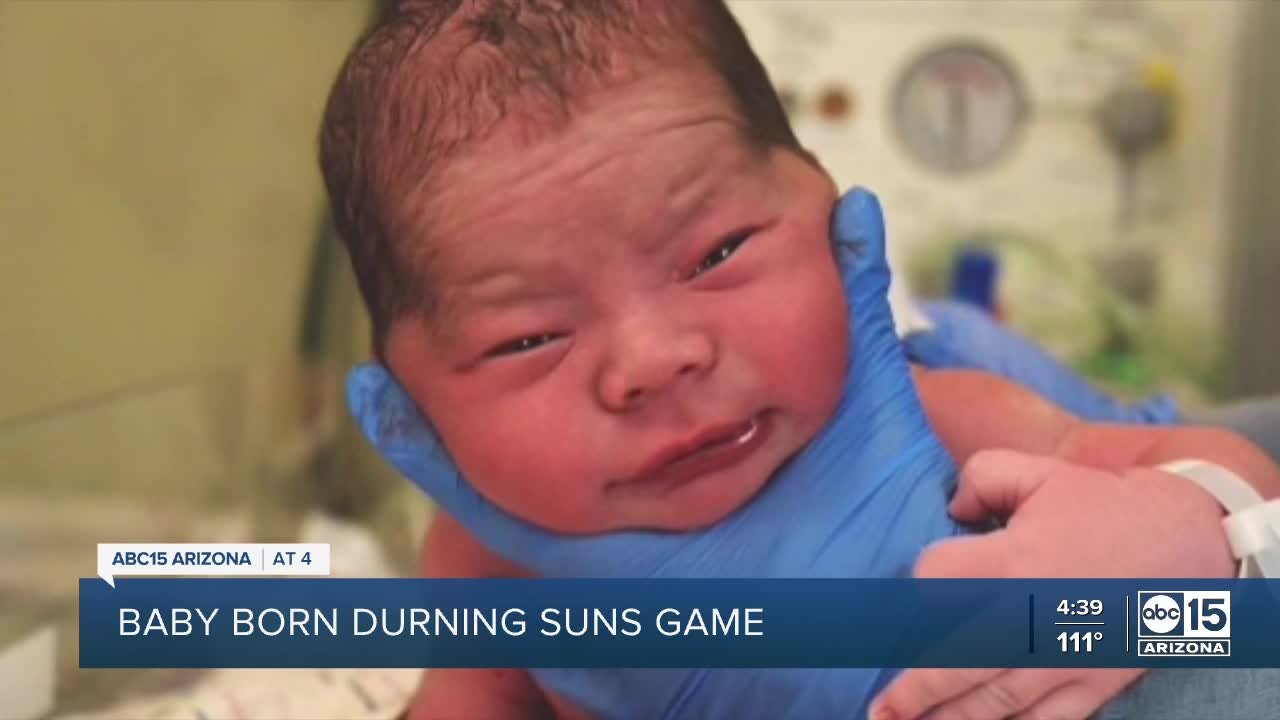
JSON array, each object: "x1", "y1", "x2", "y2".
[{"x1": 892, "y1": 42, "x2": 1028, "y2": 174}]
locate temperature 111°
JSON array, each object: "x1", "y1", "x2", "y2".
[{"x1": 1058, "y1": 631, "x2": 1103, "y2": 653}]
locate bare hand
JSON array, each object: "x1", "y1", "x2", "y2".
[{"x1": 868, "y1": 449, "x2": 1234, "y2": 720}]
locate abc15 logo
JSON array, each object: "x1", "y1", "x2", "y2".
[{"x1": 1137, "y1": 591, "x2": 1231, "y2": 638}]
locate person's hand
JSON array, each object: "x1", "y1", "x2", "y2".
[
  {"x1": 869, "y1": 449, "x2": 1236, "y2": 720},
  {"x1": 904, "y1": 299, "x2": 1180, "y2": 425},
  {"x1": 349, "y1": 188, "x2": 964, "y2": 718}
]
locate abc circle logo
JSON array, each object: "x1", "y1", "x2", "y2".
[
  {"x1": 1141, "y1": 594, "x2": 1182, "y2": 634},
  {"x1": 1136, "y1": 590, "x2": 1230, "y2": 656}
]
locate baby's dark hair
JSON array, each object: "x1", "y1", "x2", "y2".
[{"x1": 319, "y1": 0, "x2": 804, "y2": 350}]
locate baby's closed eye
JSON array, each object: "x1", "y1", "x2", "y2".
[
  {"x1": 688, "y1": 230, "x2": 754, "y2": 279},
  {"x1": 486, "y1": 333, "x2": 566, "y2": 357}
]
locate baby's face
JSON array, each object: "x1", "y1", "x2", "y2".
[{"x1": 385, "y1": 68, "x2": 848, "y2": 533}]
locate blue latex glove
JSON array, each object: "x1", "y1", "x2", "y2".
[
  {"x1": 903, "y1": 300, "x2": 1181, "y2": 425},
  {"x1": 348, "y1": 188, "x2": 964, "y2": 719}
]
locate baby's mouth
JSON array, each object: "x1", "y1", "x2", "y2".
[{"x1": 618, "y1": 412, "x2": 772, "y2": 496}]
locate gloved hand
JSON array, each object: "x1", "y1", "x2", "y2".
[
  {"x1": 903, "y1": 299, "x2": 1180, "y2": 425},
  {"x1": 348, "y1": 188, "x2": 965, "y2": 719}
]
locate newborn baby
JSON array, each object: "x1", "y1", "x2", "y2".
[{"x1": 319, "y1": 2, "x2": 1278, "y2": 717}]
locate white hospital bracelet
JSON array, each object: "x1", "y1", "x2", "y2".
[{"x1": 1158, "y1": 459, "x2": 1280, "y2": 579}]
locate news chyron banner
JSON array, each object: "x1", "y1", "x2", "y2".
[{"x1": 83, "y1": 546, "x2": 1280, "y2": 668}]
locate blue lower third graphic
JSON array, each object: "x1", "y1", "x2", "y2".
[{"x1": 79, "y1": 579, "x2": 1280, "y2": 669}]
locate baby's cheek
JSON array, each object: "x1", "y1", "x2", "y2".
[
  {"x1": 741, "y1": 250, "x2": 848, "y2": 420},
  {"x1": 775, "y1": 303, "x2": 846, "y2": 415},
  {"x1": 448, "y1": 403, "x2": 608, "y2": 533}
]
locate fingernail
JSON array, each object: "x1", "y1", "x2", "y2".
[{"x1": 868, "y1": 702, "x2": 896, "y2": 720}]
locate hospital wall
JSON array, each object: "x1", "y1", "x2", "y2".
[
  {"x1": 732, "y1": 0, "x2": 1276, "y2": 400},
  {"x1": 0, "y1": 2, "x2": 424, "y2": 713}
]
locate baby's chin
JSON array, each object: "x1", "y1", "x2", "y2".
[
  {"x1": 630, "y1": 484, "x2": 773, "y2": 532},
  {"x1": 476, "y1": 473, "x2": 773, "y2": 536},
  {"x1": 611, "y1": 460, "x2": 782, "y2": 532},
  {"x1": 508, "y1": 470, "x2": 776, "y2": 535}
]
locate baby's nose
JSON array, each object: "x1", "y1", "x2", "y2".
[{"x1": 595, "y1": 318, "x2": 717, "y2": 413}]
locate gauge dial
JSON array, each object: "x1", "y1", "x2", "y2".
[{"x1": 893, "y1": 42, "x2": 1028, "y2": 174}]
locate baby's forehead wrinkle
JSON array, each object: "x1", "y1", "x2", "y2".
[
  {"x1": 508, "y1": 113, "x2": 753, "y2": 236},
  {"x1": 420, "y1": 137, "x2": 763, "y2": 308},
  {"x1": 425, "y1": 292, "x2": 464, "y2": 344}
]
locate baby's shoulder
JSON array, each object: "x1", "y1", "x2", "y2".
[
  {"x1": 911, "y1": 365, "x2": 1076, "y2": 460},
  {"x1": 421, "y1": 511, "x2": 533, "y2": 579},
  {"x1": 911, "y1": 365, "x2": 1027, "y2": 409}
]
